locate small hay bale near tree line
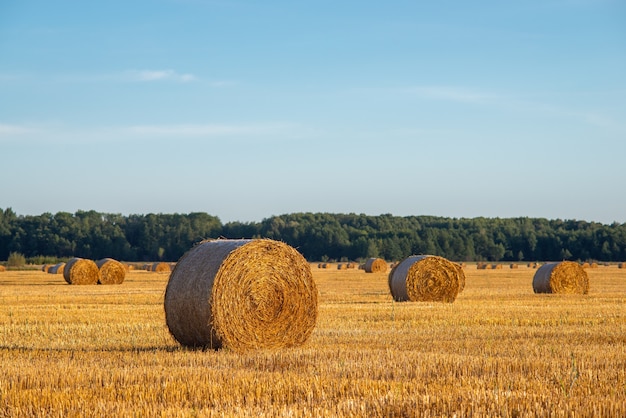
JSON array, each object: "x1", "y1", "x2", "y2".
[
  {"x1": 48, "y1": 263, "x2": 66, "y2": 274},
  {"x1": 364, "y1": 257, "x2": 387, "y2": 273},
  {"x1": 532, "y1": 261, "x2": 589, "y2": 294},
  {"x1": 96, "y1": 258, "x2": 126, "y2": 285},
  {"x1": 164, "y1": 238, "x2": 319, "y2": 352},
  {"x1": 388, "y1": 255, "x2": 465, "y2": 303},
  {"x1": 152, "y1": 262, "x2": 171, "y2": 273},
  {"x1": 0, "y1": 265, "x2": 5, "y2": 272},
  {"x1": 63, "y1": 258, "x2": 100, "y2": 285}
]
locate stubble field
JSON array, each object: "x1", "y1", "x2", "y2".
[{"x1": 0, "y1": 263, "x2": 625, "y2": 417}]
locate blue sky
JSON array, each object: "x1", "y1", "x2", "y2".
[{"x1": 1, "y1": 0, "x2": 625, "y2": 224}]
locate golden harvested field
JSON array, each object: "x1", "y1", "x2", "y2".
[{"x1": 1, "y1": 264, "x2": 625, "y2": 417}]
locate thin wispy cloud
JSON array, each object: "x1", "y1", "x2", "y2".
[
  {"x1": 126, "y1": 69, "x2": 197, "y2": 83},
  {"x1": 0, "y1": 123, "x2": 38, "y2": 136},
  {"x1": 408, "y1": 86, "x2": 497, "y2": 104},
  {"x1": 0, "y1": 122, "x2": 300, "y2": 143},
  {"x1": 125, "y1": 123, "x2": 295, "y2": 137}
]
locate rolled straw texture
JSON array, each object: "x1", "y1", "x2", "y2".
[
  {"x1": 164, "y1": 239, "x2": 318, "y2": 351},
  {"x1": 388, "y1": 255, "x2": 465, "y2": 303},
  {"x1": 96, "y1": 258, "x2": 126, "y2": 284},
  {"x1": 364, "y1": 257, "x2": 387, "y2": 273},
  {"x1": 63, "y1": 258, "x2": 100, "y2": 285},
  {"x1": 532, "y1": 261, "x2": 589, "y2": 294}
]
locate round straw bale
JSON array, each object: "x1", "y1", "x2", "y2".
[
  {"x1": 96, "y1": 258, "x2": 126, "y2": 284},
  {"x1": 48, "y1": 262, "x2": 66, "y2": 275},
  {"x1": 364, "y1": 257, "x2": 387, "y2": 273},
  {"x1": 152, "y1": 262, "x2": 171, "y2": 273},
  {"x1": 164, "y1": 239, "x2": 318, "y2": 351},
  {"x1": 532, "y1": 261, "x2": 589, "y2": 294},
  {"x1": 618, "y1": 262, "x2": 626, "y2": 269},
  {"x1": 63, "y1": 258, "x2": 100, "y2": 285},
  {"x1": 388, "y1": 255, "x2": 465, "y2": 303},
  {"x1": 0, "y1": 265, "x2": 5, "y2": 272}
]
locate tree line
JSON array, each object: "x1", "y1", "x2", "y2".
[{"x1": 1, "y1": 208, "x2": 625, "y2": 263}]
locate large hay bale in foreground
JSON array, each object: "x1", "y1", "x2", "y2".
[
  {"x1": 532, "y1": 261, "x2": 589, "y2": 294},
  {"x1": 388, "y1": 255, "x2": 465, "y2": 303},
  {"x1": 164, "y1": 239, "x2": 318, "y2": 351},
  {"x1": 364, "y1": 257, "x2": 387, "y2": 273},
  {"x1": 63, "y1": 258, "x2": 100, "y2": 285},
  {"x1": 96, "y1": 258, "x2": 126, "y2": 284}
]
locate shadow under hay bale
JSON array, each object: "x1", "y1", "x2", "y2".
[
  {"x1": 164, "y1": 239, "x2": 318, "y2": 351},
  {"x1": 63, "y1": 258, "x2": 100, "y2": 285},
  {"x1": 364, "y1": 257, "x2": 387, "y2": 273},
  {"x1": 96, "y1": 258, "x2": 126, "y2": 284},
  {"x1": 532, "y1": 261, "x2": 589, "y2": 294},
  {"x1": 388, "y1": 255, "x2": 465, "y2": 303}
]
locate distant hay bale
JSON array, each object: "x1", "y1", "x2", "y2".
[
  {"x1": 364, "y1": 257, "x2": 387, "y2": 273},
  {"x1": 48, "y1": 263, "x2": 66, "y2": 275},
  {"x1": 510, "y1": 263, "x2": 519, "y2": 269},
  {"x1": 42, "y1": 264, "x2": 50, "y2": 272},
  {"x1": 581, "y1": 262, "x2": 591, "y2": 269},
  {"x1": 0, "y1": 265, "x2": 5, "y2": 272},
  {"x1": 477, "y1": 262, "x2": 488, "y2": 270},
  {"x1": 388, "y1": 255, "x2": 465, "y2": 303},
  {"x1": 96, "y1": 258, "x2": 126, "y2": 285},
  {"x1": 63, "y1": 258, "x2": 100, "y2": 285},
  {"x1": 619, "y1": 262, "x2": 626, "y2": 269},
  {"x1": 532, "y1": 261, "x2": 589, "y2": 294},
  {"x1": 164, "y1": 239, "x2": 318, "y2": 351},
  {"x1": 492, "y1": 264, "x2": 503, "y2": 270},
  {"x1": 152, "y1": 262, "x2": 171, "y2": 273}
]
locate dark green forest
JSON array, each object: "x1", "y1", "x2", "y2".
[{"x1": 1, "y1": 208, "x2": 625, "y2": 263}]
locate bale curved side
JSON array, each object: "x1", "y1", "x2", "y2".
[
  {"x1": 96, "y1": 258, "x2": 126, "y2": 284},
  {"x1": 388, "y1": 255, "x2": 464, "y2": 303},
  {"x1": 364, "y1": 257, "x2": 387, "y2": 273},
  {"x1": 532, "y1": 261, "x2": 589, "y2": 294},
  {"x1": 164, "y1": 239, "x2": 318, "y2": 351},
  {"x1": 63, "y1": 258, "x2": 100, "y2": 285}
]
